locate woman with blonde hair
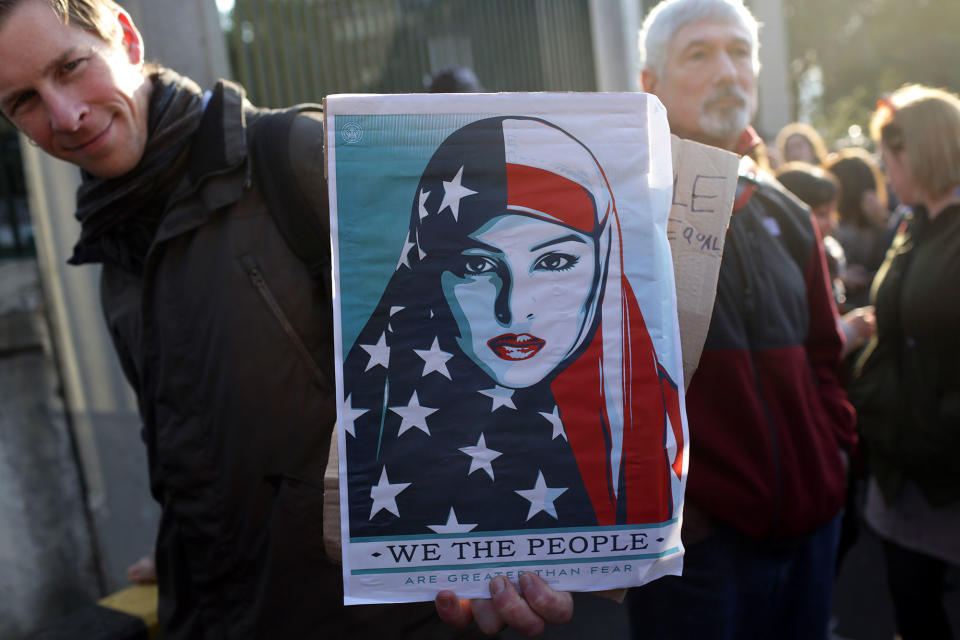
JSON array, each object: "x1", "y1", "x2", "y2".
[
  {"x1": 850, "y1": 84, "x2": 960, "y2": 639},
  {"x1": 775, "y1": 122, "x2": 830, "y2": 166}
]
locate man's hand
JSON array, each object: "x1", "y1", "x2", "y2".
[{"x1": 434, "y1": 572, "x2": 573, "y2": 637}]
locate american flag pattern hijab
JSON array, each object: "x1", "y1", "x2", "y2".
[{"x1": 344, "y1": 117, "x2": 684, "y2": 537}]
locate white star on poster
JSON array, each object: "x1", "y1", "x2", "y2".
[
  {"x1": 539, "y1": 406, "x2": 567, "y2": 441},
  {"x1": 438, "y1": 166, "x2": 477, "y2": 221},
  {"x1": 414, "y1": 337, "x2": 453, "y2": 379},
  {"x1": 360, "y1": 333, "x2": 390, "y2": 371},
  {"x1": 341, "y1": 393, "x2": 368, "y2": 437},
  {"x1": 389, "y1": 390, "x2": 438, "y2": 436},
  {"x1": 397, "y1": 232, "x2": 416, "y2": 269},
  {"x1": 369, "y1": 467, "x2": 410, "y2": 519},
  {"x1": 427, "y1": 507, "x2": 477, "y2": 534},
  {"x1": 387, "y1": 307, "x2": 405, "y2": 333},
  {"x1": 459, "y1": 433, "x2": 502, "y2": 480},
  {"x1": 414, "y1": 229, "x2": 427, "y2": 261},
  {"x1": 360, "y1": 332, "x2": 390, "y2": 371},
  {"x1": 479, "y1": 386, "x2": 516, "y2": 412},
  {"x1": 418, "y1": 189, "x2": 431, "y2": 220},
  {"x1": 515, "y1": 471, "x2": 568, "y2": 521}
]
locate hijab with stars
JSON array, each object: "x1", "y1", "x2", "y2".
[{"x1": 343, "y1": 116, "x2": 684, "y2": 536}]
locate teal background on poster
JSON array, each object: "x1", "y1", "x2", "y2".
[{"x1": 333, "y1": 113, "x2": 483, "y2": 356}]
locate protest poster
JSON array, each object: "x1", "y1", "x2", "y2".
[
  {"x1": 667, "y1": 135, "x2": 739, "y2": 388},
  {"x1": 325, "y1": 93, "x2": 690, "y2": 604}
]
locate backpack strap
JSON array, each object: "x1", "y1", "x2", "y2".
[{"x1": 249, "y1": 105, "x2": 330, "y2": 291}]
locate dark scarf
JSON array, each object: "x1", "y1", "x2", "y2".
[{"x1": 69, "y1": 68, "x2": 204, "y2": 274}]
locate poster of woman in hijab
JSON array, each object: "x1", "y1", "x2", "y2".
[{"x1": 326, "y1": 93, "x2": 688, "y2": 604}]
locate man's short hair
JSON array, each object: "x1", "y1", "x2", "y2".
[
  {"x1": 776, "y1": 162, "x2": 839, "y2": 210},
  {"x1": 639, "y1": 0, "x2": 760, "y2": 77},
  {"x1": 0, "y1": 0, "x2": 123, "y2": 45}
]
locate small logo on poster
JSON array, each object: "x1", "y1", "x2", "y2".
[{"x1": 342, "y1": 122, "x2": 364, "y2": 145}]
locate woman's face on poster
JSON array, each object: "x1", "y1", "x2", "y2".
[{"x1": 440, "y1": 214, "x2": 597, "y2": 388}]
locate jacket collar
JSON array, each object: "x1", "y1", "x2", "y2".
[
  {"x1": 186, "y1": 79, "x2": 249, "y2": 183},
  {"x1": 154, "y1": 80, "x2": 252, "y2": 244},
  {"x1": 734, "y1": 125, "x2": 763, "y2": 157}
]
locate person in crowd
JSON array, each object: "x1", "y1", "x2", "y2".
[
  {"x1": 775, "y1": 121, "x2": 830, "y2": 166},
  {"x1": 428, "y1": 66, "x2": 484, "y2": 93},
  {"x1": 776, "y1": 162, "x2": 876, "y2": 578},
  {"x1": 824, "y1": 147, "x2": 890, "y2": 310},
  {"x1": 628, "y1": 1, "x2": 855, "y2": 638},
  {"x1": 776, "y1": 162, "x2": 876, "y2": 357},
  {"x1": 850, "y1": 83, "x2": 960, "y2": 640},
  {"x1": 0, "y1": 0, "x2": 573, "y2": 637},
  {"x1": 776, "y1": 162, "x2": 846, "y2": 302}
]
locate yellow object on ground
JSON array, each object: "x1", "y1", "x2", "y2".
[{"x1": 99, "y1": 584, "x2": 159, "y2": 638}]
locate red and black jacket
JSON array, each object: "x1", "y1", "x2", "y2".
[{"x1": 684, "y1": 154, "x2": 856, "y2": 540}]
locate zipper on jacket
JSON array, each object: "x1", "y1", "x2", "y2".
[
  {"x1": 733, "y1": 220, "x2": 784, "y2": 539},
  {"x1": 242, "y1": 255, "x2": 328, "y2": 389},
  {"x1": 145, "y1": 159, "x2": 250, "y2": 278}
]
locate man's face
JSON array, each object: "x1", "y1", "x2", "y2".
[
  {"x1": 642, "y1": 19, "x2": 758, "y2": 151},
  {"x1": 0, "y1": 0, "x2": 151, "y2": 178}
]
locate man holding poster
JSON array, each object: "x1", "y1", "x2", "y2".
[
  {"x1": 628, "y1": 1, "x2": 856, "y2": 638},
  {"x1": 0, "y1": 0, "x2": 572, "y2": 637}
]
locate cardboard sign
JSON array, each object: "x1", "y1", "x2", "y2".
[
  {"x1": 323, "y1": 93, "x2": 725, "y2": 605},
  {"x1": 668, "y1": 135, "x2": 738, "y2": 388}
]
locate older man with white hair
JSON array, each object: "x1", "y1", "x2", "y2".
[{"x1": 627, "y1": 1, "x2": 855, "y2": 638}]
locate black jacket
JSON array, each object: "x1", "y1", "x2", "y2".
[
  {"x1": 684, "y1": 163, "x2": 855, "y2": 540},
  {"x1": 99, "y1": 80, "x2": 485, "y2": 639},
  {"x1": 851, "y1": 204, "x2": 960, "y2": 506}
]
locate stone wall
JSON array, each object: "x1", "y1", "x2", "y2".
[{"x1": 0, "y1": 259, "x2": 99, "y2": 639}]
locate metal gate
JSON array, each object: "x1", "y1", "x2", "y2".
[
  {"x1": 0, "y1": 128, "x2": 32, "y2": 260},
  {"x1": 228, "y1": 0, "x2": 597, "y2": 107}
]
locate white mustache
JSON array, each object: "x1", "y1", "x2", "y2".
[{"x1": 704, "y1": 86, "x2": 748, "y2": 108}]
